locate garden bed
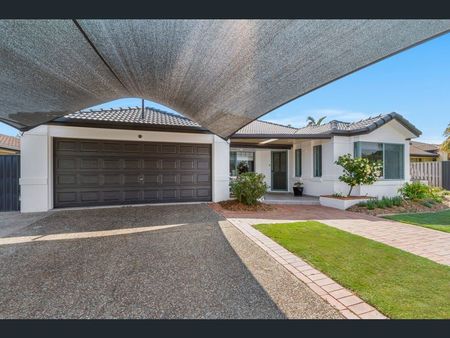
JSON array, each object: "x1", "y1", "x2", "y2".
[
  {"x1": 319, "y1": 195, "x2": 373, "y2": 210},
  {"x1": 214, "y1": 199, "x2": 275, "y2": 212},
  {"x1": 348, "y1": 198, "x2": 449, "y2": 216}
]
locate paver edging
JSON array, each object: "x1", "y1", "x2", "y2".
[{"x1": 227, "y1": 218, "x2": 388, "y2": 320}]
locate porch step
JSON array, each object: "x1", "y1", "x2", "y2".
[{"x1": 262, "y1": 198, "x2": 320, "y2": 205}]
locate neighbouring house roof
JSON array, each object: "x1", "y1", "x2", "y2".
[
  {"x1": 0, "y1": 134, "x2": 20, "y2": 151},
  {"x1": 409, "y1": 141, "x2": 440, "y2": 157}
]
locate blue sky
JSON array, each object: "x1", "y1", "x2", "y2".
[{"x1": 1, "y1": 32, "x2": 449, "y2": 144}]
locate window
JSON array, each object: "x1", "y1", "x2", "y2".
[
  {"x1": 229, "y1": 151, "x2": 255, "y2": 176},
  {"x1": 354, "y1": 142, "x2": 404, "y2": 179},
  {"x1": 295, "y1": 149, "x2": 302, "y2": 177},
  {"x1": 313, "y1": 145, "x2": 322, "y2": 177}
]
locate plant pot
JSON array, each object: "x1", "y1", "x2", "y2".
[{"x1": 293, "y1": 186, "x2": 303, "y2": 196}]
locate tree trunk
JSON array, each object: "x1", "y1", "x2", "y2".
[{"x1": 347, "y1": 185, "x2": 353, "y2": 197}]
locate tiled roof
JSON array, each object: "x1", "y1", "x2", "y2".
[
  {"x1": 235, "y1": 120, "x2": 297, "y2": 135},
  {"x1": 410, "y1": 141, "x2": 439, "y2": 153},
  {"x1": 56, "y1": 108, "x2": 421, "y2": 139},
  {"x1": 235, "y1": 113, "x2": 421, "y2": 138},
  {"x1": 409, "y1": 141, "x2": 440, "y2": 157},
  {"x1": 62, "y1": 107, "x2": 203, "y2": 128},
  {"x1": 0, "y1": 134, "x2": 20, "y2": 150},
  {"x1": 294, "y1": 113, "x2": 420, "y2": 137}
]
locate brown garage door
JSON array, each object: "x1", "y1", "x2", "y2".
[{"x1": 53, "y1": 138, "x2": 212, "y2": 208}]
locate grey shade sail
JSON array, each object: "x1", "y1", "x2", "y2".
[{"x1": 0, "y1": 20, "x2": 449, "y2": 138}]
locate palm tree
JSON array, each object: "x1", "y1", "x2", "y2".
[
  {"x1": 306, "y1": 116, "x2": 327, "y2": 126},
  {"x1": 441, "y1": 123, "x2": 450, "y2": 152}
]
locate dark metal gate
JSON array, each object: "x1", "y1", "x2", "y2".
[
  {"x1": 0, "y1": 155, "x2": 20, "y2": 211},
  {"x1": 442, "y1": 161, "x2": 450, "y2": 191}
]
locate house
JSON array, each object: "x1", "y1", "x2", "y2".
[
  {"x1": 409, "y1": 141, "x2": 449, "y2": 162},
  {"x1": 0, "y1": 134, "x2": 20, "y2": 155},
  {"x1": 19, "y1": 108, "x2": 420, "y2": 212}
]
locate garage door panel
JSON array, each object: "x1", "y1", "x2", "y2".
[
  {"x1": 124, "y1": 159, "x2": 140, "y2": 169},
  {"x1": 80, "y1": 158, "x2": 99, "y2": 169},
  {"x1": 124, "y1": 190, "x2": 141, "y2": 201},
  {"x1": 56, "y1": 158, "x2": 77, "y2": 170},
  {"x1": 161, "y1": 144, "x2": 177, "y2": 154},
  {"x1": 103, "y1": 191, "x2": 122, "y2": 201},
  {"x1": 143, "y1": 159, "x2": 160, "y2": 169},
  {"x1": 80, "y1": 141, "x2": 100, "y2": 152},
  {"x1": 55, "y1": 174, "x2": 75, "y2": 185},
  {"x1": 80, "y1": 191, "x2": 100, "y2": 202},
  {"x1": 103, "y1": 159, "x2": 122, "y2": 169},
  {"x1": 162, "y1": 159, "x2": 177, "y2": 169},
  {"x1": 143, "y1": 144, "x2": 160, "y2": 153},
  {"x1": 143, "y1": 190, "x2": 159, "y2": 200},
  {"x1": 197, "y1": 160, "x2": 209, "y2": 170},
  {"x1": 54, "y1": 138, "x2": 212, "y2": 208},
  {"x1": 80, "y1": 174, "x2": 100, "y2": 185}
]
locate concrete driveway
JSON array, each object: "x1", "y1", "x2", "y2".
[{"x1": 0, "y1": 204, "x2": 340, "y2": 319}]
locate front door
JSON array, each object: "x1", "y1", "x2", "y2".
[{"x1": 271, "y1": 151, "x2": 287, "y2": 191}]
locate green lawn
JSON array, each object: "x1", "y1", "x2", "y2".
[
  {"x1": 254, "y1": 221, "x2": 450, "y2": 319},
  {"x1": 383, "y1": 209, "x2": 450, "y2": 233}
]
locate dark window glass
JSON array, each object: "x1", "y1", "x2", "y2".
[
  {"x1": 313, "y1": 145, "x2": 322, "y2": 177},
  {"x1": 229, "y1": 151, "x2": 255, "y2": 176},
  {"x1": 295, "y1": 149, "x2": 302, "y2": 177},
  {"x1": 384, "y1": 143, "x2": 404, "y2": 179},
  {"x1": 354, "y1": 142, "x2": 404, "y2": 179}
]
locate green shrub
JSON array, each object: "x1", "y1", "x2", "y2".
[
  {"x1": 391, "y1": 196, "x2": 403, "y2": 207},
  {"x1": 359, "y1": 196, "x2": 403, "y2": 210},
  {"x1": 398, "y1": 181, "x2": 430, "y2": 200},
  {"x1": 335, "y1": 154, "x2": 382, "y2": 196},
  {"x1": 366, "y1": 199, "x2": 377, "y2": 210},
  {"x1": 399, "y1": 182, "x2": 445, "y2": 203},
  {"x1": 381, "y1": 196, "x2": 394, "y2": 208},
  {"x1": 230, "y1": 172, "x2": 268, "y2": 205}
]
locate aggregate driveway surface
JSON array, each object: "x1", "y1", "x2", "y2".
[{"x1": 0, "y1": 204, "x2": 340, "y2": 319}]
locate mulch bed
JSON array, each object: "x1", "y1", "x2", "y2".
[
  {"x1": 348, "y1": 199, "x2": 449, "y2": 216},
  {"x1": 321, "y1": 195, "x2": 374, "y2": 200},
  {"x1": 210, "y1": 200, "x2": 275, "y2": 212}
]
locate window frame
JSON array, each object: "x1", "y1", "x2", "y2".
[
  {"x1": 229, "y1": 150, "x2": 255, "y2": 177},
  {"x1": 353, "y1": 141, "x2": 405, "y2": 180}
]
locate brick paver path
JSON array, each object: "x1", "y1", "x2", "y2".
[
  {"x1": 210, "y1": 204, "x2": 450, "y2": 266},
  {"x1": 227, "y1": 217, "x2": 387, "y2": 319}
]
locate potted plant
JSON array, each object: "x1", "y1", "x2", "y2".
[{"x1": 293, "y1": 180, "x2": 304, "y2": 196}]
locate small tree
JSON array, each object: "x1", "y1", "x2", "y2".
[
  {"x1": 335, "y1": 154, "x2": 382, "y2": 196},
  {"x1": 440, "y1": 123, "x2": 450, "y2": 152},
  {"x1": 230, "y1": 172, "x2": 268, "y2": 205}
]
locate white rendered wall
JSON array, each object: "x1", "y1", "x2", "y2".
[
  {"x1": 20, "y1": 125, "x2": 229, "y2": 212},
  {"x1": 285, "y1": 120, "x2": 415, "y2": 198},
  {"x1": 255, "y1": 150, "x2": 272, "y2": 190}
]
